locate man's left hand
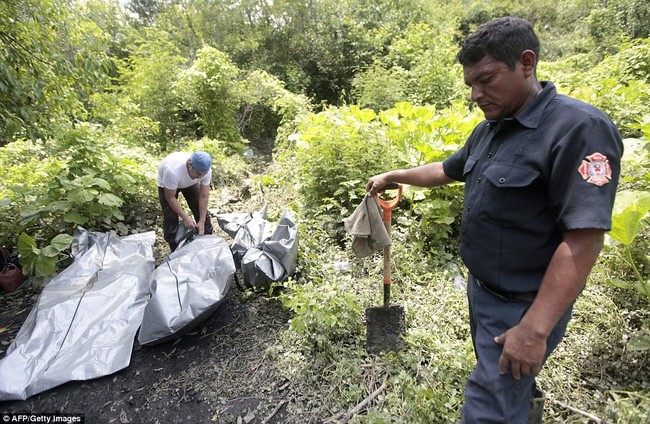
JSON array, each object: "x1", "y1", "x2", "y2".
[
  {"x1": 196, "y1": 221, "x2": 205, "y2": 235},
  {"x1": 494, "y1": 323, "x2": 547, "y2": 380}
]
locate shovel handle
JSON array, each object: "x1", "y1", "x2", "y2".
[
  {"x1": 383, "y1": 231, "x2": 391, "y2": 308},
  {"x1": 377, "y1": 183, "x2": 402, "y2": 308},
  {"x1": 376, "y1": 183, "x2": 402, "y2": 222}
]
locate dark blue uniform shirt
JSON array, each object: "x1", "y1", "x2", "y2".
[{"x1": 443, "y1": 82, "x2": 623, "y2": 293}]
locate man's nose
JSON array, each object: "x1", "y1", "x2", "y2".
[{"x1": 471, "y1": 85, "x2": 483, "y2": 103}]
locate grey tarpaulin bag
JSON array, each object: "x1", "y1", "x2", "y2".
[
  {"x1": 217, "y1": 205, "x2": 271, "y2": 266},
  {"x1": 137, "y1": 235, "x2": 236, "y2": 346},
  {"x1": 240, "y1": 211, "x2": 298, "y2": 289},
  {"x1": 0, "y1": 228, "x2": 156, "y2": 401}
]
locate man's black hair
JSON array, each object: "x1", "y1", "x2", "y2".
[{"x1": 457, "y1": 16, "x2": 540, "y2": 69}]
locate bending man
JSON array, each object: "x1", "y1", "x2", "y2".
[{"x1": 157, "y1": 151, "x2": 214, "y2": 251}]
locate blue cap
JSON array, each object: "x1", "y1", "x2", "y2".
[{"x1": 190, "y1": 151, "x2": 212, "y2": 173}]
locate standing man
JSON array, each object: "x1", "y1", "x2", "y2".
[
  {"x1": 157, "y1": 151, "x2": 214, "y2": 251},
  {"x1": 367, "y1": 17, "x2": 622, "y2": 423}
]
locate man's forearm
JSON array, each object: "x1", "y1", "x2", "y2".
[
  {"x1": 198, "y1": 185, "x2": 209, "y2": 224},
  {"x1": 165, "y1": 190, "x2": 192, "y2": 223},
  {"x1": 368, "y1": 162, "x2": 454, "y2": 193},
  {"x1": 519, "y1": 229, "x2": 605, "y2": 338}
]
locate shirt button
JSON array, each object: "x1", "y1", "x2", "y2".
[
  {"x1": 466, "y1": 206, "x2": 470, "y2": 211},
  {"x1": 477, "y1": 177, "x2": 482, "y2": 183},
  {"x1": 487, "y1": 152, "x2": 493, "y2": 158},
  {"x1": 499, "y1": 178, "x2": 506, "y2": 184}
]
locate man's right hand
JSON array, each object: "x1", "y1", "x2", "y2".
[
  {"x1": 182, "y1": 215, "x2": 196, "y2": 229},
  {"x1": 366, "y1": 174, "x2": 389, "y2": 195}
]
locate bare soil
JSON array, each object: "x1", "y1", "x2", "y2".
[{"x1": 0, "y1": 258, "x2": 295, "y2": 424}]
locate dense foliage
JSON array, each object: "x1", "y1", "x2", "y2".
[{"x1": 1, "y1": 0, "x2": 649, "y2": 421}]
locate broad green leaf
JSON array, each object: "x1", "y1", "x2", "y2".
[
  {"x1": 41, "y1": 245, "x2": 60, "y2": 257},
  {"x1": 17, "y1": 233, "x2": 39, "y2": 258},
  {"x1": 608, "y1": 190, "x2": 650, "y2": 245},
  {"x1": 412, "y1": 106, "x2": 435, "y2": 121},
  {"x1": 606, "y1": 278, "x2": 633, "y2": 289},
  {"x1": 379, "y1": 108, "x2": 401, "y2": 128},
  {"x1": 44, "y1": 200, "x2": 72, "y2": 212},
  {"x1": 98, "y1": 193, "x2": 123, "y2": 207},
  {"x1": 88, "y1": 177, "x2": 111, "y2": 190},
  {"x1": 68, "y1": 188, "x2": 97, "y2": 203},
  {"x1": 64, "y1": 211, "x2": 89, "y2": 225},
  {"x1": 34, "y1": 255, "x2": 57, "y2": 277},
  {"x1": 350, "y1": 106, "x2": 376, "y2": 123},
  {"x1": 395, "y1": 102, "x2": 415, "y2": 117},
  {"x1": 50, "y1": 234, "x2": 73, "y2": 252}
]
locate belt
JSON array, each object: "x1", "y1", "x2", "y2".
[{"x1": 475, "y1": 278, "x2": 537, "y2": 303}]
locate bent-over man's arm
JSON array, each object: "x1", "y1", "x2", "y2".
[
  {"x1": 165, "y1": 188, "x2": 196, "y2": 229},
  {"x1": 196, "y1": 183, "x2": 210, "y2": 235}
]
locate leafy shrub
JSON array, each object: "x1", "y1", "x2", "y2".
[
  {"x1": 541, "y1": 41, "x2": 650, "y2": 138},
  {"x1": 0, "y1": 124, "x2": 155, "y2": 275},
  {"x1": 352, "y1": 63, "x2": 412, "y2": 111},
  {"x1": 116, "y1": 27, "x2": 187, "y2": 149},
  {"x1": 290, "y1": 105, "x2": 399, "y2": 240},
  {"x1": 0, "y1": 0, "x2": 112, "y2": 145},
  {"x1": 352, "y1": 22, "x2": 464, "y2": 110},
  {"x1": 279, "y1": 278, "x2": 364, "y2": 351},
  {"x1": 176, "y1": 46, "x2": 243, "y2": 150},
  {"x1": 288, "y1": 100, "x2": 483, "y2": 247},
  {"x1": 238, "y1": 69, "x2": 311, "y2": 153}
]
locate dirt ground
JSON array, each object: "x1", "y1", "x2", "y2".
[{"x1": 0, "y1": 260, "x2": 295, "y2": 424}]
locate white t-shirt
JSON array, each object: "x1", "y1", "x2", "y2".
[{"x1": 156, "y1": 152, "x2": 212, "y2": 190}]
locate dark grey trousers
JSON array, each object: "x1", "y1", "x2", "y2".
[
  {"x1": 158, "y1": 185, "x2": 213, "y2": 251},
  {"x1": 460, "y1": 274, "x2": 572, "y2": 423}
]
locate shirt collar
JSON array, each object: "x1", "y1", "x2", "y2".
[
  {"x1": 513, "y1": 81, "x2": 556, "y2": 129},
  {"x1": 485, "y1": 81, "x2": 557, "y2": 130}
]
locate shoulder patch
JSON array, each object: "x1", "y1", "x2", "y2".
[{"x1": 578, "y1": 152, "x2": 611, "y2": 186}]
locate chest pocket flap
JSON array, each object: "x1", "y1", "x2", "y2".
[{"x1": 484, "y1": 163, "x2": 539, "y2": 188}]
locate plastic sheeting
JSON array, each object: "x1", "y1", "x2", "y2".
[
  {"x1": 241, "y1": 211, "x2": 298, "y2": 289},
  {"x1": 0, "y1": 228, "x2": 156, "y2": 401},
  {"x1": 137, "y1": 236, "x2": 236, "y2": 346},
  {"x1": 217, "y1": 205, "x2": 272, "y2": 266},
  {"x1": 217, "y1": 209, "x2": 298, "y2": 289}
]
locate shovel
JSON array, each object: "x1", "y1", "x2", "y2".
[{"x1": 366, "y1": 183, "x2": 405, "y2": 354}]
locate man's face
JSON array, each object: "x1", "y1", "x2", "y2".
[{"x1": 463, "y1": 54, "x2": 531, "y2": 121}]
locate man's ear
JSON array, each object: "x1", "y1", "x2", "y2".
[{"x1": 519, "y1": 50, "x2": 537, "y2": 77}]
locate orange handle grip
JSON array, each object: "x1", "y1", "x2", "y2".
[{"x1": 376, "y1": 184, "x2": 402, "y2": 222}]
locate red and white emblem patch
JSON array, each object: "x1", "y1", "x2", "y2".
[{"x1": 578, "y1": 152, "x2": 611, "y2": 186}]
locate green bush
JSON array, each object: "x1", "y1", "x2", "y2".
[
  {"x1": 0, "y1": 124, "x2": 156, "y2": 275},
  {"x1": 290, "y1": 105, "x2": 399, "y2": 240},
  {"x1": 176, "y1": 46, "x2": 243, "y2": 150}
]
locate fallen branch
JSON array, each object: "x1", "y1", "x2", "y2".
[
  {"x1": 548, "y1": 398, "x2": 612, "y2": 424},
  {"x1": 262, "y1": 400, "x2": 287, "y2": 424},
  {"x1": 324, "y1": 379, "x2": 387, "y2": 424}
]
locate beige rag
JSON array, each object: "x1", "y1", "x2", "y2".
[{"x1": 343, "y1": 194, "x2": 391, "y2": 258}]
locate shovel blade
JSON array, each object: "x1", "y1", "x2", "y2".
[{"x1": 365, "y1": 305, "x2": 405, "y2": 354}]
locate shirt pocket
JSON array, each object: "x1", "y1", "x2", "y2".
[{"x1": 482, "y1": 163, "x2": 543, "y2": 226}]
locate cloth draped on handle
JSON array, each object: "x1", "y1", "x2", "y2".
[{"x1": 343, "y1": 194, "x2": 390, "y2": 258}]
